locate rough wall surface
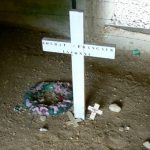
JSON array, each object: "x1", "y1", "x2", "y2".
[
  {"x1": 111, "y1": 0, "x2": 150, "y2": 29},
  {"x1": 0, "y1": 0, "x2": 150, "y2": 52},
  {"x1": 0, "y1": 0, "x2": 71, "y2": 36},
  {"x1": 84, "y1": 0, "x2": 150, "y2": 52}
]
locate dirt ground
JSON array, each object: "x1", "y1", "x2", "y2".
[{"x1": 0, "y1": 23, "x2": 149, "y2": 150}]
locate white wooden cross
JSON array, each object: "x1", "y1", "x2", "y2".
[
  {"x1": 88, "y1": 103, "x2": 103, "y2": 120},
  {"x1": 42, "y1": 10, "x2": 115, "y2": 120}
]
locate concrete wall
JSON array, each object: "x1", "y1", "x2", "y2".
[
  {"x1": 0, "y1": 0, "x2": 71, "y2": 36},
  {"x1": 84, "y1": 0, "x2": 150, "y2": 52},
  {"x1": 110, "y1": 0, "x2": 150, "y2": 29},
  {"x1": 0, "y1": 0, "x2": 150, "y2": 52}
]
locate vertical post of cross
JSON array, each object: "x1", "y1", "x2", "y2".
[{"x1": 69, "y1": 11, "x2": 85, "y2": 120}]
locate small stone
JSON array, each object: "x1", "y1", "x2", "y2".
[
  {"x1": 12, "y1": 132, "x2": 16, "y2": 136},
  {"x1": 125, "y1": 126, "x2": 130, "y2": 131},
  {"x1": 76, "y1": 136, "x2": 79, "y2": 140},
  {"x1": 40, "y1": 115, "x2": 47, "y2": 122},
  {"x1": 113, "y1": 87, "x2": 117, "y2": 91},
  {"x1": 109, "y1": 104, "x2": 121, "y2": 112},
  {"x1": 119, "y1": 127, "x2": 124, "y2": 132},
  {"x1": 143, "y1": 141, "x2": 150, "y2": 149},
  {"x1": 119, "y1": 126, "x2": 130, "y2": 132},
  {"x1": 39, "y1": 128, "x2": 48, "y2": 132}
]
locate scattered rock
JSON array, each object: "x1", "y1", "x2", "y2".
[
  {"x1": 119, "y1": 126, "x2": 130, "y2": 132},
  {"x1": 125, "y1": 126, "x2": 130, "y2": 131},
  {"x1": 40, "y1": 115, "x2": 47, "y2": 122},
  {"x1": 12, "y1": 132, "x2": 16, "y2": 136},
  {"x1": 75, "y1": 136, "x2": 79, "y2": 140},
  {"x1": 39, "y1": 123, "x2": 49, "y2": 132},
  {"x1": 143, "y1": 140, "x2": 150, "y2": 149},
  {"x1": 126, "y1": 74, "x2": 134, "y2": 80},
  {"x1": 39, "y1": 128, "x2": 48, "y2": 132},
  {"x1": 119, "y1": 127, "x2": 124, "y2": 132},
  {"x1": 109, "y1": 104, "x2": 121, "y2": 112},
  {"x1": 113, "y1": 87, "x2": 117, "y2": 91}
]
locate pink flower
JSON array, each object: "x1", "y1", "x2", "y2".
[
  {"x1": 54, "y1": 85, "x2": 61, "y2": 93},
  {"x1": 32, "y1": 106, "x2": 49, "y2": 116},
  {"x1": 40, "y1": 107, "x2": 49, "y2": 116}
]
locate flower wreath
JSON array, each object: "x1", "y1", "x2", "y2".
[{"x1": 23, "y1": 81, "x2": 73, "y2": 116}]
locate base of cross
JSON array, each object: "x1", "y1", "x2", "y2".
[{"x1": 66, "y1": 111, "x2": 82, "y2": 127}]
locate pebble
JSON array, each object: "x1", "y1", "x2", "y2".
[
  {"x1": 39, "y1": 128, "x2": 48, "y2": 132},
  {"x1": 125, "y1": 126, "x2": 130, "y2": 131},
  {"x1": 143, "y1": 141, "x2": 150, "y2": 149},
  {"x1": 119, "y1": 127, "x2": 124, "y2": 132},
  {"x1": 40, "y1": 115, "x2": 47, "y2": 122},
  {"x1": 113, "y1": 87, "x2": 117, "y2": 91},
  {"x1": 109, "y1": 104, "x2": 121, "y2": 112},
  {"x1": 119, "y1": 126, "x2": 130, "y2": 132},
  {"x1": 12, "y1": 132, "x2": 16, "y2": 136}
]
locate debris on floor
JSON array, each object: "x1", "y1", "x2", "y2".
[
  {"x1": 39, "y1": 128, "x2": 48, "y2": 132},
  {"x1": 143, "y1": 140, "x2": 150, "y2": 149},
  {"x1": 39, "y1": 124, "x2": 49, "y2": 132},
  {"x1": 40, "y1": 115, "x2": 47, "y2": 122},
  {"x1": 109, "y1": 103, "x2": 121, "y2": 112},
  {"x1": 119, "y1": 125, "x2": 130, "y2": 132}
]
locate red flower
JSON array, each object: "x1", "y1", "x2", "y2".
[{"x1": 58, "y1": 95, "x2": 64, "y2": 102}]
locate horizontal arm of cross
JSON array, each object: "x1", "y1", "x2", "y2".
[{"x1": 42, "y1": 38, "x2": 115, "y2": 59}]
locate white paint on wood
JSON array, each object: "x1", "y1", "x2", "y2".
[
  {"x1": 42, "y1": 38, "x2": 115, "y2": 59},
  {"x1": 42, "y1": 10, "x2": 115, "y2": 120},
  {"x1": 88, "y1": 103, "x2": 103, "y2": 120},
  {"x1": 70, "y1": 11, "x2": 85, "y2": 119}
]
